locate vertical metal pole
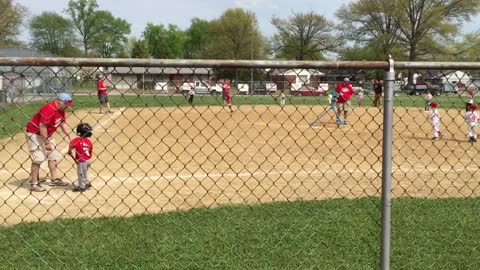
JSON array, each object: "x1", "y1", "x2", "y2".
[
  {"x1": 380, "y1": 55, "x2": 395, "y2": 270},
  {"x1": 250, "y1": 29, "x2": 254, "y2": 95}
]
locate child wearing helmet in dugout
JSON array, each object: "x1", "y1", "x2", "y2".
[
  {"x1": 68, "y1": 123, "x2": 93, "y2": 192},
  {"x1": 464, "y1": 104, "x2": 480, "y2": 143},
  {"x1": 428, "y1": 102, "x2": 443, "y2": 140}
]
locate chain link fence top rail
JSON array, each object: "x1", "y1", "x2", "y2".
[{"x1": 0, "y1": 57, "x2": 479, "y2": 269}]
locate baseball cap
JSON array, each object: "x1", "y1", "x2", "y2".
[
  {"x1": 431, "y1": 101, "x2": 438, "y2": 108},
  {"x1": 57, "y1": 93, "x2": 73, "y2": 107},
  {"x1": 344, "y1": 78, "x2": 350, "y2": 82},
  {"x1": 471, "y1": 104, "x2": 478, "y2": 110}
]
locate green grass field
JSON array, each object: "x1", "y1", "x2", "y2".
[{"x1": 0, "y1": 198, "x2": 478, "y2": 269}]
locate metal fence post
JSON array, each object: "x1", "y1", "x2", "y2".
[{"x1": 381, "y1": 55, "x2": 395, "y2": 270}]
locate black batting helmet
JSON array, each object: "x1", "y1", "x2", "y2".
[{"x1": 76, "y1": 123, "x2": 93, "y2": 138}]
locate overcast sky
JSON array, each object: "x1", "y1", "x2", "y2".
[{"x1": 15, "y1": 0, "x2": 480, "y2": 42}]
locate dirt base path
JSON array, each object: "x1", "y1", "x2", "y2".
[{"x1": 1, "y1": 105, "x2": 478, "y2": 225}]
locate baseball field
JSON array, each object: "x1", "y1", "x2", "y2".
[
  {"x1": 0, "y1": 94, "x2": 479, "y2": 268},
  {"x1": 1, "y1": 95, "x2": 479, "y2": 226}
]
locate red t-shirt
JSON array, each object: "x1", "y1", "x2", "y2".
[
  {"x1": 222, "y1": 81, "x2": 230, "y2": 95},
  {"x1": 335, "y1": 83, "x2": 354, "y2": 103},
  {"x1": 97, "y1": 80, "x2": 107, "y2": 95},
  {"x1": 26, "y1": 101, "x2": 66, "y2": 137},
  {"x1": 70, "y1": 137, "x2": 93, "y2": 162}
]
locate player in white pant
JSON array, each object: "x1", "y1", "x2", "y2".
[
  {"x1": 464, "y1": 104, "x2": 480, "y2": 143},
  {"x1": 428, "y1": 102, "x2": 443, "y2": 140}
]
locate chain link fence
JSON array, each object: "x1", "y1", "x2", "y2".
[{"x1": 0, "y1": 57, "x2": 479, "y2": 269}]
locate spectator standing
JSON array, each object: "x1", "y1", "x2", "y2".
[
  {"x1": 188, "y1": 87, "x2": 195, "y2": 105},
  {"x1": 373, "y1": 79, "x2": 383, "y2": 107},
  {"x1": 280, "y1": 92, "x2": 286, "y2": 108},
  {"x1": 6, "y1": 81, "x2": 16, "y2": 104}
]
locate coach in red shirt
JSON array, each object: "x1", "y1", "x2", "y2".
[
  {"x1": 25, "y1": 93, "x2": 73, "y2": 192},
  {"x1": 335, "y1": 78, "x2": 354, "y2": 125}
]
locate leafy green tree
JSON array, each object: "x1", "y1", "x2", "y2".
[
  {"x1": 337, "y1": 0, "x2": 480, "y2": 61},
  {"x1": 91, "y1": 10, "x2": 131, "y2": 58},
  {"x1": 29, "y1": 12, "x2": 77, "y2": 56},
  {"x1": 393, "y1": 0, "x2": 480, "y2": 61},
  {"x1": 0, "y1": 0, "x2": 27, "y2": 45},
  {"x1": 184, "y1": 18, "x2": 210, "y2": 59},
  {"x1": 271, "y1": 11, "x2": 340, "y2": 60},
  {"x1": 130, "y1": 38, "x2": 150, "y2": 58},
  {"x1": 336, "y1": 0, "x2": 399, "y2": 60},
  {"x1": 66, "y1": 0, "x2": 99, "y2": 55},
  {"x1": 453, "y1": 32, "x2": 480, "y2": 61},
  {"x1": 143, "y1": 23, "x2": 186, "y2": 58},
  {"x1": 206, "y1": 8, "x2": 265, "y2": 60}
]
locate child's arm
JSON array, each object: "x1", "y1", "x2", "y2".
[{"x1": 67, "y1": 145, "x2": 76, "y2": 162}]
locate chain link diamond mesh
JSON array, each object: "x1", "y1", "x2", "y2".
[{"x1": 0, "y1": 58, "x2": 479, "y2": 268}]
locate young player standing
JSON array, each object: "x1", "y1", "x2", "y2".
[
  {"x1": 424, "y1": 90, "x2": 433, "y2": 111},
  {"x1": 280, "y1": 92, "x2": 286, "y2": 108},
  {"x1": 222, "y1": 79, "x2": 233, "y2": 113},
  {"x1": 427, "y1": 101, "x2": 443, "y2": 140},
  {"x1": 68, "y1": 123, "x2": 93, "y2": 192},
  {"x1": 356, "y1": 88, "x2": 364, "y2": 106},
  {"x1": 465, "y1": 88, "x2": 474, "y2": 112},
  {"x1": 464, "y1": 103, "x2": 480, "y2": 143},
  {"x1": 97, "y1": 74, "x2": 112, "y2": 114}
]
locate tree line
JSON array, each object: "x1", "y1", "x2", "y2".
[{"x1": 1, "y1": 0, "x2": 480, "y2": 62}]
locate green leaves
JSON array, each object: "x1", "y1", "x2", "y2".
[
  {"x1": 271, "y1": 12, "x2": 340, "y2": 60},
  {"x1": 0, "y1": 0, "x2": 26, "y2": 46},
  {"x1": 29, "y1": 12, "x2": 79, "y2": 57}
]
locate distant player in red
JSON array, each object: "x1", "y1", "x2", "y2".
[
  {"x1": 97, "y1": 74, "x2": 112, "y2": 114},
  {"x1": 222, "y1": 79, "x2": 233, "y2": 112},
  {"x1": 68, "y1": 123, "x2": 93, "y2": 192},
  {"x1": 335, "y1": 78, "x2": 355, "y2": 125}
]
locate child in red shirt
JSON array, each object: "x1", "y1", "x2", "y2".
[
  {"x1": 68, "y1": 123, "x2": 93, "y2": 192},
  {"x1": 222, "y1": 79, "x2": 233, "y2": 113}
]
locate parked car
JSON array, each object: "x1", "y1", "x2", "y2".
[
  {"x1": 181, "y1": 81, "x2": 222, "y2": 95},
  {"x1": 290, "y1": 84, "x2": 328, "y2": 96},
  {"x1": 252, "y1": 81, "x2": 277, "y2": 95}
]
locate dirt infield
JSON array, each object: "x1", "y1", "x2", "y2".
[{"x1": 1, "y1": 105, "x2": 479, "y2": 225}]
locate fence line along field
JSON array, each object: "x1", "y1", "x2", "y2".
[{"x1": 0, "y1": 104, "x2": 479, "y2": 225}]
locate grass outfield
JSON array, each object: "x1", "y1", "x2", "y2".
[
  {"x1": 0, "y1": 198, "x2": 478, "y2": 269},
  {"x1": 0, "y1": 93, "x2": 468, "y2": 138}
]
